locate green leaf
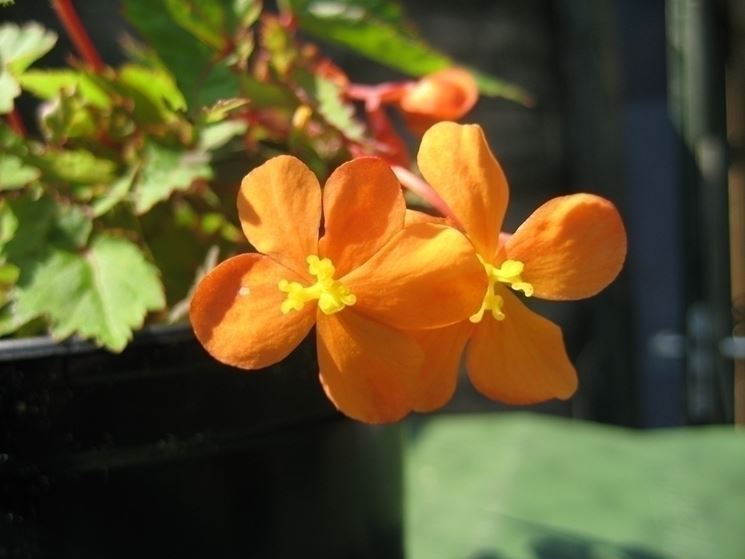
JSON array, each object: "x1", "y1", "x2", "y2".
[
  {"x1": 92, "y1": 168, "x2": 137, "y2": 217},
  {"x1": 202, "y1": 97, "x2": 250, "y2": 123},
  {"x1": 295, "y1": 70, "x2": 365, "y2": 141},
  {"x1": 0, "y1": 22, "x2": 57, "y2": 113},
  {"x1": 14, "y1": 234, "x2": 165, "y2": 351},
  {"x1": 198, "y1": 119, "x2": 248, "y2": 150},
  {"x1": 18, "y1": 69, "x2": 111, "y2": 108},
  {"x1": 261, "y1": 16, "x2": 297, "y2": 76},
  {"x1": 0, "y1": 22, "x2": 57, "y2": 74},
  {"x1": 113, "y1": 64, "x2": 187, "y2": 123},
  {"x1": 0, "y1": 154, "x2": 40, "y2": 189},
  {"x1": 39, "y1": 88, "x2": 98, "y2": 142},
  {"x1": 131, "y1": 141, "x2": 213, "y2": 214},
  {"x1": 124, "y1": 0, "x2": 240, "y2": 108},
  {"x1": 288, "y1": 0, "x2": 530, "y2": 103},
  {"x1": 38, "y1": 149, "x2": 117, "y2": 185},
  {"x1": 0, "y1": 67, "x2": 20, "y2": 113},
  {"x1": 164, "y1": 0, "x2": 229, "y2": 50}
]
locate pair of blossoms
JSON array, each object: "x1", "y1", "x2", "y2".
[{"x1": 190, "y1": 122, "x2": 627, "y2": 424}]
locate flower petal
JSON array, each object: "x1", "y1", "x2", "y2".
[
  {"x1": 409, "y1": 321, "x2": 474, "y2": 412},
  {"x1": 399, "y1": 68, "x2": 479, "y2": 135},
  {"x1": 466, "y1": 289, "x2": 577, "y2": 404},
  {"x1": 417, "y1": 122, "x2": 508, "y2": 257},
  {"x1": 506, "y1": 194, "x2": 627, "y2": 300},
  {"x1": 190, "y1": 253, "x2": 316, "y2": 369},
  {"x1": 237, "y1": 156, "x2": 321, "y2": 275},
  {"x1": 316, "y1": 310, "x2": 422, "y2": 423},
  {"x1": 318, "y1": 157, "x2": 405, "y2": 276},
  {"x1": 343, "y1": 222, "x2": 486, "y2": 330}
]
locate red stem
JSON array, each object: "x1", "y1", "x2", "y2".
[
  {"x1": 392, "y1": 165, "x2": 460, "y2": 226},
  {"x1": 51, "y1": 0, "x2": 105, "y2": 72},
  {"x1": 6, "y1": 108, "x2": 27, "y2": 137}
]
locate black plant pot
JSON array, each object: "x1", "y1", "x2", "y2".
[{"x1": 0, "y1": 326, "x2": 403, "y2": 559}]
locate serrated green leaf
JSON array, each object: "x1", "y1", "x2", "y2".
[
  {"x1": 1, "y1": 193, "x2": 92, "y2": 258},
  {"x1": 39, "y1": 89, "x2": 98, "y2": 142},
  {"x1": 18, "y1": 69, "x2": 111, "y2": 108},
  {"x1": 14, "y1": 234, "x2": 165, "y2": 351},
  {"x1": 289, "y1": 0, "x2": 530, "y2": 103},
  {"x1": 124, "y1": 0, "x2": 240, "y2": 108},
  {"x1": 92, "y1": 168, "x2": 137, "y2": 217},
  {"x1": 0, "y1": 67, "x2": 20, "y2": 113},
  {"x1": 0, "y1": 22, "x2": 57, "y2": 74},
  {"x1": 0, "y1": 154, "x2": 40, "y2": 189},
  {"x1": 202, "y1": 97, "x2": 249, "y2": 123},
  {"x1": 38, "y1": 149, "x2": 117, "y2": 184},
  {"x1": 132, "y1": 141, "x2": 212, "y2": 214},
  {"x1": 198, "y1": 119, "x2": 248, "y2": 150},
  {"x1": 115, "y1": 64, "x2": 187, "y2": 123},
  {"x1": 0, "y1": 300, "x2": 39, "y2": 336},
  {"x1": 165, "y1": 0, "x2": 228, "y2": 50},
  {"x1": 0, "y1": 23, "x2": 57, "y2": 114},
  {"x1": 295, "y1": 70, "x2": 365, "y2": 141}
]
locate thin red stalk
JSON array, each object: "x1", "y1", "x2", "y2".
[
  {"x1": 392, "y1": 165, "x2": 460, "y2": 226},
  {"x1": 51, "y1": 0, "x2": 104, "y2": 72},
  {"x1": 6, "y1": 108, "x2": 27, "y2": 137}
]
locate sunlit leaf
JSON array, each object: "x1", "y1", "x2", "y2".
[
  {"x1": 0, "y1": 22, "x2": 57, "y2": 73},
  {"x1": 198, "y1": 119, "x2": 247, "y2": 150},
  {"x1": 38, "y1": 149, "x2": 117, "y2": 185},
  {"x1": 19, "y1": 69, "x2": 111, "y2": 108},
  {"x1": 92, "y1": 168, "x2": 137, "y2": 217},
  {"x1": 164, "y1": 0, "x2": 228, "y2": 50},
  {"x1": 295, "y1": 69, "x2": 365, "y2": 141},
  {"x1": 131, "y1": 141, "x2": 212, "y2": 214},
  {"x1": 202, "y1": 97, "x2": 249, "y2": 123},
  {"x1": 0, "y1": 154, "x2": 39, "y2": 189},
  {"x1": 13, "y1": 234, "x2": 165, "y2": 351}
]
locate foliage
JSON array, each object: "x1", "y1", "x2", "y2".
[{"x1": 0, "y1": 0, "x2": 523, "y2": 351}]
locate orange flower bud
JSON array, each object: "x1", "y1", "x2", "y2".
[{"x1": 398, "y1": 68, "x2": 479, "y2": 135}]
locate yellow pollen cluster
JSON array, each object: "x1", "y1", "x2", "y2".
[
  {"x1": 469, "y1": 257, "x2": 533, "y2": 323},
  {"x1": 279, "y1": 255, "x2": 356, "y2": 315}
]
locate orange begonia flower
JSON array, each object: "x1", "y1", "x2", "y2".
[
  {"x1": 398, "y1": 68, "x2": 479, "y2": 135},
  {"x1": 190, "y1": 155, "x2": 486, "y2": 423},
  {"x1": 409, "y1": 122, "x2": 627, "y2": 410}
]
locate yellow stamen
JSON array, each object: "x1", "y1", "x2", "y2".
[
  {"x1": 279, "y1": 255, "x2": 356, "y2": 315},
  {"x1": 469, "y1": 257, "x2": 533, "y2": 323}
]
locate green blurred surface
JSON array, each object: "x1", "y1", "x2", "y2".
[{"x1": 405, "y1": 413, "x2": 745, "y2": 559}]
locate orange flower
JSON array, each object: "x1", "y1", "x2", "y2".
[
  {"x1": 189, "y1": 155, "x2": 486, "y2": 423},
  {"x1": 408, "y1": 122, "x2": 627, "y2": 410},
  {"x1": 397, "y1": 68, "x2": 479, "y2": 135}
]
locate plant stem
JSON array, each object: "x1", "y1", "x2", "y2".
[
  {"x1": 51, "y1": 0, "x2": 104, "y2": 72},
  {"x1": 392, "y1": 165, "x2": 459, "y2": 225},
  {"x1": 6, "y1": 108, "x2": 27, "y2": 137}
]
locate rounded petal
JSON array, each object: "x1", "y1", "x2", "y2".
[
  {"x1": 417, "y1": 122, "x2": 508, "y2": 257},
  {"x1": 399, "y1": 68, "x2": 479, "y2": 135},
  {"x1": 190, "y1": 253, "x2": 316, "y2": 369},
  {"x1": 409, "y1": 321, "x2": 474, "y2": 412},
  {"x1": 316, "y1": 311, "x2": 422, "y2": 423},
  {"x1": 318, "y1": 157, "x2": 405, "y2": 277},
  {"x1": 343, "y1": 222, "x2": 487, "y2": 330},
  {"x1": 466, "y1": 289, "x2": 577, "y2": 404},
  {"x1": 237, "y1": 156, "x2": 321, "y2": 275},
  {"x1": 506, "y1": 194, "x2": 627, "y2": 300}
]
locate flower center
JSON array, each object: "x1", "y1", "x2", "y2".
[
  {"x1": 469, "y1": 257, "x2": 533, "y2": 323},
  {"x1": 278, "y1": 255, "x2": 356, "y2": 315}
]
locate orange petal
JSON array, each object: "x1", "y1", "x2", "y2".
[
  {"x1": 237, "y1": 156, "x2": 321, "y2": 275},
  {"x1": 404, "y1": 209, "x2": 447, "y2": 226},
  {"x1": 466, "y1": 288, "x2": 577, "y2": 404},
  {"x1": 417, "y1": 122, "x2": 508, "y2": 257},
  {"x1": 190, "y1": 253, "x2": 316, "y2": 369},
  {"x1": 506, "y1": 194, "x2": 627, "y2": 300},
  {"x1": 318, "y1": 157, "x2": 405, "y2": 276},
  {"x1": 399, "y1": 68, "x2": 479, "y2": 135},
  {"x1": 409, "y1": 321, "x2": 474, "y2": 412},
  {"x1": 343, "y1": 222, "x2": 486, "y2": 330},
  {"x1": 316, "y1": 310, "x2": 422, "y2": 423}
]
